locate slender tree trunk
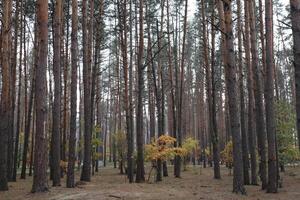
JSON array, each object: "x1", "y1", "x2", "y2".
[
  {"x1": 210, "y1": 0, "x2": 221, "y2": 179},
  {"x1": 7, "y1": 0, "x2": 19, "y2": 181},
  {"x1": 81, "y1": 0, "x2": 92, "y2": 182},
  {"x1": 248, "y1": 0, "x2": 268, "y2": 189},
  {"x1": 166, "y1": 0, "x2": 177, "y2": 172},
  {"x1": 118, "y1": 0, "x2": 134, "y2": 183},
  {"x1": 224, "y1": 0, "x2": 246, "y2": 194},
  {"x1": 78, "y1": 63, "x2": 83, "y2": 170},
  {"x1": 13, "y1": 0, "x2": 23, "y2": 182},
  {"x1": 128, "y1": 0, "x2": 134, "y2": 180},
  {"x1": 103, "y1": 98, "x2": 109, "y2": 167},
  {"x1": 136, "y1": 0, "x2": 145, "y2": 183},
  {"x1": 21, "y1": 53, "x2": 36, "y2": 179},
  {"x1": 22, "y1": 9, "x2": 28, "y2": 171},
  {"x1": 237, "y1": 0, "x2": 250, "y2": 185},
  {"x1": 29, "y1": 106, "x2": 36, "y2": 177},
  {"x1": 66, "y1": 0, "x2": 78, "y2": 188},
  {"x1": 265, "y1": 0, "x2": 277, "y2": 193},
  {"x1": 156, "y1": 0, "x2": 167, "y2": 180},
  {"x1": 175, "y1": 0, "x2": 188, "y2": 179},
  {"x1": 51, "y1": 0, "x2": 62, "y2": 187},
  {"x1": 62, "y1": 0, "x2": 70, "y2": 165},
  {"x1": 244, "y1": 0, "x2": 258, "y2": 185}
]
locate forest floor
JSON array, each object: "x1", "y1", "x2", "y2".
[{"x1": 1, "y1": 165, "x2": 300, "y2": 200}]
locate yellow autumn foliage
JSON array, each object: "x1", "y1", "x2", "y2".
[
  {"x1": 221, "y1": 141, "x2": 233, "y2": 166},
  {"x1": 182, "y1": 137, "x2": 198, "y2": 156},
  {"x1": 145, "y1": 135, "x2": 185, "y2": 162},
  {"x1": 145, "y1": 135, "x2": 199, "y2": 162}
]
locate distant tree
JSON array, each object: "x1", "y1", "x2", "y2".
[{"x1": 275, "y1": 100, "x2": 299, "y2": 171}]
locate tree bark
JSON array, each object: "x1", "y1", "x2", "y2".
[
  {"x1": 210, "y1": 0, "x2": 221, "y2": 180},
  {"x1": 51, "y1": 0, "x2": 62, "y2": 187},
  {"x1": 265, "y1": 0, "x2": 277, "y2": 193},
  {"x1": 0, "y1": 0, "x2": 12, "y2": 191},
  {"x1": 248, "y1": 0, "x2": 268, "y2": 189},
  {"x1": 224, "y1": 0, "x2": 246, "y2": 194},
  {"x1": 290, "y1": 0, "x2": 300, "y2": 152},
  {"x1": 136, "y1": 0, "x2": 145, "y2": 183},
  {"x1": 243, "y1": 0, "x2": 258, "y2": 185},
  {"x1": 118, "y1": 0, "x2": 134, "y2": 183},
  {"x1": 13, "y1": 0, "x2": 23, "y2": 182},
  {"x1": 31, "y1": 0, "x2": 49, "y2": 192},
  {"x1": 80, "y1": 0, "x2": 92, "y2": 182},
  {"x1": 237, "y1": 0, "x2": 250, "y2": 185},
  {"x1": 67, "y1": 0, "x2": 78, "y2": 188},
  {"x1": 175, "y1": 0, "x2": 188, "y2": 179}
]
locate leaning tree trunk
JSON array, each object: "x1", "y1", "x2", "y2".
[
  {"x1": 31, "y1": 0, "x2": 49, "y2": 193},
  {"x1": 224, "y1": 0, "x2": 246, "y2": 194}
]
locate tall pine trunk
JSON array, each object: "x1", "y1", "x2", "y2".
[
  {"x1": 244, "y1": 0, "x2": 258, "y2": 185},
  {"x1": 51, "y1": 0, "x2": 62, "y2": 187},
  {"x1": 175, "y1": 0, "x2": 188, "y2": 179},
  {"x1": 290, "y1": 0, "x2": 300, "y2": 152},
  {"x1": 136, "y1": 0, "x2": 145, "y2": 183},
  {"x1": 265, "y1": 0, "x2": 277, "y2": 193},
  {"x1": 13, "y1": 0, "x2": 23, "y2": 182},
  {"x1": 248, "y1": 0, "x2": 267, "y2": 189},
  {"x1": 210, "y1": 0, "x2": 221, "y2": 179},
  {"x1": 0, "y1": 0, "x2": 12, "y2": 191},
  {"x1": 224, "y1": 0, "x2": 246, "y2": 194},
  {"x1": 237, "y1": 0, "x2": 250, "y2": 185},
  {"x1": 81, "y1": 0, "x2": 92, "y2": 182},
  {"x1": 31, "y1": 0, "x2": 49, "y2": 192},
  {"x1": 66, "y1": 0, "x2": 78, "y2": 188}
]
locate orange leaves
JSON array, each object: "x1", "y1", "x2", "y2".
[
  {"x1": 221, "y1": 141, "x2": 233, "y2": 165},
  {"x1": 145, "y1": 135, "x2": 197, "y2": 162},
  {"x1": 145, "y1": 135, "x2": 179, "y2": 162}
]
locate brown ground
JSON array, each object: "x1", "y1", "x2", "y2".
[{"x1": 1, "y1": 165, "x2": 300, "y2": 200}]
